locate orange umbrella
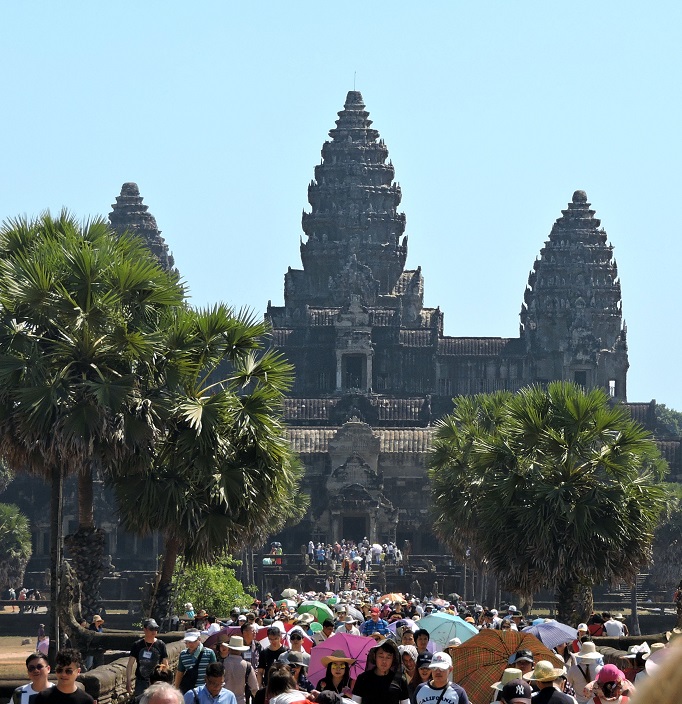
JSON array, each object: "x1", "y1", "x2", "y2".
[
  {"x1": 451, "y1": 630, "x2": 563, "y2": 704},
  {"x1": 379, "y1": 592, "x2": 405, "y2": 603}
]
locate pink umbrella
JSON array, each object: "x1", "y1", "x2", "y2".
[
  {"x1": 308, "y1": 632, "x2": 375, "y2": 687},
  {"x1": 204, "y1": 625, "x2": 242, "y2": 648}
]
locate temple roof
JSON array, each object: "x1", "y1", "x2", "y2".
[
  {"x1": 287, "y1": 427, "x2": 433, "y2": 454},
  {"x1": 109, "y1": 182, "x2": 175, "y2": 271}
]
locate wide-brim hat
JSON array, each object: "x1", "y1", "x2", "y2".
[
  {"x1": 92, "y1": 615, "x2": 104, "y2": 624},
  {"x1": 321, "y1": 649, "x2": 356, "y2": 667},
  {"x1": 279, "y1": 651, "x2": 309, "y2": 669},
  {"x1": 341, "y1": 615, "x2": 357, "y2": 624},
  {"x1": 524, "y1": 660, "x2": 565, "y2": 682},
  {"x1": 492, "y1": 668, "x2": 524, "y2": 691},
  {"x1": 643, "y1": 642, "x2": 666, "y2": 660},
  {"x1": 297, "y1": 613, "x2": 315, "y2": 625},
  {"x1": 576, "y1": 642, "x2": 602, "y2": 661},
  {"x1": 221, "y1": 635, "x2": 249, "y2": 652},
  {"x1": 184, "y1": 629, "x2": 201, "y2": 642}
]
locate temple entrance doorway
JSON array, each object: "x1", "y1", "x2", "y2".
[{"x1": 342, "y1": 515, "x2": 368, "y2": 543}]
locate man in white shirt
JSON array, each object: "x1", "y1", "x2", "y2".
[
  {"x1": 336, "y1": 616, "x2": 360, "y2": 636},
  {"x1": 603, "y1": 613, "x2": 626, "y2": 637},
  {"x1": 12, "y1": 652, "x2": 54, "y2": 704}
]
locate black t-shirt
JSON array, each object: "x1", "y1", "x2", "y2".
[
  {"x1": 354, "y1": 670, "x2": 409, "y2": 704},
  {"x1": 258, "y1": 646, "x2": 288, "y2": 685},
  {"x1": 130, "y1": 637, "x2": 168, "y2": 682},
  {"x1": 32, "y1": 688, "x2": 93, "y2": 704}
]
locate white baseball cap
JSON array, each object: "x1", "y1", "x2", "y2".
[{"x1": 429, "y1": 652, "x2": 453, "y2": 670}]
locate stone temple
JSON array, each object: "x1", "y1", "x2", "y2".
[
  {"x1": 262, "y1": 91, "x2": 639, "y2": 551},
  {"x1": 2, "y1": 91, "x2": 680, "y2": 579}
]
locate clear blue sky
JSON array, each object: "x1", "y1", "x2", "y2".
[{"x1": 1, "y1": 1, "x2": 680, "y2": 409}]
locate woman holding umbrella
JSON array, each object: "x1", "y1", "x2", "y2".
[
  {"x1": 352, "y1": 640, "x2": 409, "y2": 704},
  {"x1": 317, "y1": 650, "x2": 356, "y2": 695}
]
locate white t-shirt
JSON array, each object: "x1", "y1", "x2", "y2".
[
  {"x1": 415, "y1": 682, "x2": 459, "y2": 704},
  {"x1": 603, "y1": 620, "x2": 625, "y2": 637},
  {"x1": 14, "y1": 682, "x2": 54, "y2": 704}
]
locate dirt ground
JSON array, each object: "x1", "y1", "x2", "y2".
[{"x1": 0, "y1": 636, "x2": 40, "y2": 677}]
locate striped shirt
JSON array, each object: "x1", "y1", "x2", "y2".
[{"x1": 177, "y1": 644, "x2": 217, "y2": 687}]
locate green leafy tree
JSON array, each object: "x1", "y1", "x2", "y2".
[
  {"x1": 431, "y1": 382, "x2": 668, "y2": 624},
  {"x1": 0, "y1": 211, "x2": 184, "y2": 649},
  {"x1": 171, "y1": 556, "x2": 254, "y2": 619},
  {"x1": 655, "y1": 404, "x2": 682, "y2": 437},
  {"x1": 0, "y1": 503, "x2": 32, "y2": 591},
  {"x1": 114, "y1": 305, "x2": 308, "y2": 621}
]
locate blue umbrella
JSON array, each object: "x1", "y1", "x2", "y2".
[
  {"x1": 522, "y1": 619, "x2": 577, "y2": 650},
  {"x1": 415, "y1": 612, "x2": 479, "y2": 649}
]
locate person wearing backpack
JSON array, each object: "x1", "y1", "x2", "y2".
[{"x1": 219, "y1": 637, "x2": 259, "y2": 704}]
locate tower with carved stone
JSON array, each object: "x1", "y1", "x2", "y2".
[{"x1": 267, "y1": 91, "x2": 630, "y2": 550}]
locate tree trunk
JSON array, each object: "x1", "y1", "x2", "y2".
[
  {"x1": 64, "y1": 471, "x2": 105, "y2": 620},
  {"x1": 630, "y1": 584, "x2": 641, "y2": 636},
  {"x1": 555, "y1": 580, "x2": 593, "y2": 625},
  {"x1": 48, "y1": 463, "x2": 64, "y2": 667},
  {"x1": 152, "y1": 534, "x2": 180, "y2": 625},
  {"x1": 78, "y1": 472, "x2": 95, "y2": 528},
  {"x1": 64, "y1": 526, "x2": 105, "y2": 621}
]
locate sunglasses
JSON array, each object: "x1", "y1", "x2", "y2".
[
  {"x1": 55, "y1": 667, "x2": 76, "y2": 675},
  {"x1": 290, "y1": 634, "x2": 303, "y2": 640},
  {"x1": 28, "y1": 664, "x2": 46, "y2": 672},
  {"x1": 288, "y1": 665, "x2": 302, "y2": 671}
]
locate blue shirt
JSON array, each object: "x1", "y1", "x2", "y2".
[
  {"x1": 184, "y1": 686, "x2": 238, "y2": 704},
  {"x1": 360, "y1": 618, "x2": 391, "y2": 637}
]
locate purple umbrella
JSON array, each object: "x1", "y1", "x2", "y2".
[
  {"x1": 308, "y1": 632, "x2": 375, "y2": 686},
  {"x1": 204, "y1": 625, "x2": 242, "y2": 648},
  {"x1": 522, "y1": 620, "x2": 577, "y2": 650}
]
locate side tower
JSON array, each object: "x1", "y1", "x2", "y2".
[
  {"x1": 520, "y1": 190, "x2": 628, "y2": 399},
  {"x1": 109, "y1": 182, "x2": 176, "y2": 272}
]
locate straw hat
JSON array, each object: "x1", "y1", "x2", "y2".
[
  {"x1": 576, "y1": 642, "x2": 602, "y2": 661},
  {"x1": 523, "y1": 661, "x2": 566, "y2": 682},
  {"x1": 321, "y1": 649, "x2": 357, "y2": 667},
  {"x1": 491, "y1": 668, "x2": 524, "y2": 690},
  {"x1": 221, "y1": 636, "x2": 249, "y2": 652}
]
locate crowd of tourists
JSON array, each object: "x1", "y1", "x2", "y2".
[
  {"x1": 306, "y1": 539, "x2": 405, "y2": 571},
  {"x1": 14, "y1": 588, "x2": 682, "y2": 704}
]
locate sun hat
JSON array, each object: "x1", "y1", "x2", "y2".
[
  {"x1": 92, "y1": 615, "x2": 104, "y2": 624},
  {"x1": 341, "y1": 615, "x2": 357, "y2": 624},
  {"x1": 577, "y1": 623, "x2": 588, "y2": 632},
  {"x1": 320, "y1": 649, "x2": 356, "y2": 667},
  {"x1": 279, "y1": 651, "x2": 308, "y2": 669},
  {"x1": 576, "y1": 641, "x2": 602, "y2": 661},
  {"x1": 297, "y1": 613, "x2": 315, "y2": 625},
  {"x1": 144, "y1": 618, "x2": 160, "y2": 630},
  {"x1": 428, "y1": 652, "x2": 452, "y2": 670},
  {"x1": 501, "y1": 678, "x2": 532, "y2": 704},
  {"x1": 446, "y1": 637, "x2": 461, "y2": 648},
  {"x1": 398, "y1": 645, "x2": 418, "y2": 662},
  {"x1": 416, "y1": 652, "x2": 433, "y2": 669},
  {"x1": 523, "y1": 660, "x2": 566, "y2": 682},
  {"x1": 596, "y1": 664, "x2": 624, "y2": 683},
  {"x1": 643, "y1": 642, "x2": 667, "y2": 660},
  {"x1": 491, "y1": 668, "x2": 524, "y2": 691},
  {"x1": 645, "y1": 644, "x2": 671, "y2": 674},
  {"x1": 222, "y1": 635, "x2": 249, "y2": 652},
  {"x1": 183, "y1": 628, "x2": 201, "y2": 642}
]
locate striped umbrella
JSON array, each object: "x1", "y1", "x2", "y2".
[{"x1": 451, "y1": 630, "x2": 563, "y2": 704}]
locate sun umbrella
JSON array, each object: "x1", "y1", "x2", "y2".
[
  {"x1": 339, "y1": 604, "x2": 364, "y2": 622},
  {"x1": 278, "y1": 598, "x2": 297, "y2": 608},
  {"x1": 327, "y1": 596, "x2": 339, "y2": 606},
  {"x1": 451, "y1": 630, "x2": 564, "y2": 704},
  {"x1": 298, "y1": 600, "x2": 334, "y2": 623},
  {"x1": 388, "y1": 617, "x2": 418, "y2": 636},
  {"x1": 281, "y1": 588, "x2": 299, "y2": 599},
  {"x1": 380, "y1": 592, "x2": 405, "y2": 603},
  {"x1": 522, "y1": 620, "x2": 578, "y2": 650},
  {"x1": 204, "y1": 625, "x2": 242, "y2": 648},
  {"x1": 256, "y1": 620, "x2": 293, "y2": 644},
  {"x1": 415, "y1": 612, "x2": 478, "y2": 650},
  {"x1": 308, "y1": 632, "x2": 376, "y2": 686}
]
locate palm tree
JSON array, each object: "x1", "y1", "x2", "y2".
[
  {"x1": 0, "y1": 212, "x2": 184, "y2": 651},
  {"x1": 113, "y1": 304, "x2": 307, "y2": 622},
  {"x1": 431, "y1": 382, "x2": 668, "y2": 624},
  {"x1": 0, "y1": 503, "x2": 32, "y2": 592}
]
